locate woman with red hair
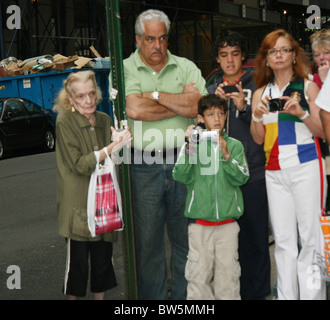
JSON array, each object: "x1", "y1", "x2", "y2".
[{"x1": 250, "y1": 29, "x2": 326, "y2": 300}]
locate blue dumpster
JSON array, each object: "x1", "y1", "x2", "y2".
[{"x1": 0, "y1": 68, "x2": 112, "y2": 119}]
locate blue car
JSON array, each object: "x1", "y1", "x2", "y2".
[{"x1": 0, "y1": 97, "x2": 56, "y2": 159}]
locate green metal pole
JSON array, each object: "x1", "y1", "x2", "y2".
[{"x1": 105, "y1": 0, "x2": 138, "y2": 300}]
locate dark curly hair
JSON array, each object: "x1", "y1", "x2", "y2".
[{"x1": 212, "y1": 30, "x2": 248, "y2": 63}]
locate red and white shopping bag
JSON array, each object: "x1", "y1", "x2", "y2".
[{"x1": 87, "y1": 151, "x2": 123, "y2": 237}]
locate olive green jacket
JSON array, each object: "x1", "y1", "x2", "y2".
[{"x1": 55, "y1": 109, "x2": 117, "y2": 242}]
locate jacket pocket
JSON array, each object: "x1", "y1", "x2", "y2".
[{"x1": 71, "y1": 207, "x2": 91, "y2": 238}]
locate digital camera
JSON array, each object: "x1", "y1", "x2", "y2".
[
  {"x1": 223, "y1": 85, "x2": 239, "y2": 93},
  {"x1": 268, "y1": 98, "x2": 286, "y2": 112},
  {"x1": 190, "y1": 126, "x2": 202, "y2": 144},
  {"x1": 190, "y1": 126, "x2": 218, "y2": 144}
]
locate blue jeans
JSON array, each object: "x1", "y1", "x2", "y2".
[{"x1": 131, "y1": 159, "x2": 188, "y2": 300}]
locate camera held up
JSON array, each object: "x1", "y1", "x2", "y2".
[
  {"x1": 189, "y1": 126, "x2": 218, "y2": 144},
  {"x1": 268, "y1": 98, "x2": 286, "y2": 112}
]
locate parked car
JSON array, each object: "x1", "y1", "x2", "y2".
[{"x1": 0, "y1": 97, "x2": 56, "y2": 159}]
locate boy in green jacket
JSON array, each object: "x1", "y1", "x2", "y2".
[{"x1": 173, "y1": 94, "x2": 249, "y2": 299}]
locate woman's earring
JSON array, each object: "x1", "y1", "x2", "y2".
[
  {"x1": 71, "y1": 105, "x2": 75, "y2": 112},
  {"x1": 293, "y1": 60, "x2": 296, "y2": 65},
  {"x1": 266, "y1": 62, "x2": 269, "y2": 67}
]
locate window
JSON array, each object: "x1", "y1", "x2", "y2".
[
  {"x1": 4, "y1": 99, "x2": 27, "y2": 118},
  {"x1": 23, "y1": 100, "x2": 40, "y2": 115}
]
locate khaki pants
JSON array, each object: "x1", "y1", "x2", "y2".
[{"x1": 185, "y1": 222, "x2": 241, "y2": 300}]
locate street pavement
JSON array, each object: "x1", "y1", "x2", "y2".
[
  {"x1": 0, "y1": 151, "x2": 126, "y2": 300},
  {"x1": 0, "y1": 151, "x2": 328, "y2": 300}
]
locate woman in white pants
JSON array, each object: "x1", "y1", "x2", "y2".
[{"x1": 250, "y1": 29, "x2": 327, "y2": 300}]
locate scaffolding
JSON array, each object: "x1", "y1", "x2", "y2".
[
  {"x1": 1, "y1": 0, "x2": 284, "y2": 76},
  {"x1": 1, "y1": 0, "x2": 111, "y2": 59},
  {"x1": 3, "y1": 0, "x2": 330, "y2": 77}
]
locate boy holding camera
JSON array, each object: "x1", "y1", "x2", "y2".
[
  {"x1": 172, "y1": 94, "x2": 250, "y2": 299},
  {"x1": 207, "y1": 30, "x2": 271, "y2": 300}
]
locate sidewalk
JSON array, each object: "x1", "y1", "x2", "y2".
[{"x1": 109, "y1": 234, "x2": 329, "y2": 300}]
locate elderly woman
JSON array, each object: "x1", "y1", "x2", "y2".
[
  {"x1": 54, "y1": 70, "x2": 131, "y2": 300},
  {"x1": 310, "y1": 29, "x2": 330, "y2": 88},
  {"x1": 250, "y1": 30, "x2": 326, "y2": 300}
]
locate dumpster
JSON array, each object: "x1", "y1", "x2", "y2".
[{"x1": 0, "y1": 68, "x2": 113, "y2": 119}]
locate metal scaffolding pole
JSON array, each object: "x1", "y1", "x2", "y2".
[
  {"x1": 0, "y1": 4, "x2": 4, "y2": 60},
  {"x1": 105, "y1": 0, "x2": 138, "y2": 300}
]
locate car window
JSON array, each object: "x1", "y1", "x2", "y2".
[
  {"x1": 4, "y1": 99, "x2": 28, "y2": 118},
  {"x1": 23, "y1": 100, "x2": 41, "y2": 115}
]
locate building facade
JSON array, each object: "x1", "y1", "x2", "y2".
[{"x1": 1, "y1": 0, "x2": 330, "y2": 77}]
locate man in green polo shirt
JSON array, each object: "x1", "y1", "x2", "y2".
[{"x1": 124, "y1": 9, "x2": 207, "y2": 300}]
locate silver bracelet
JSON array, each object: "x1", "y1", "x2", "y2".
[
  {"x1": 299, "y1": 110, "x2": 310, "y2": 121},
  {"x1": 252, "y1": 113, "x2": 263, "y2": 123}
]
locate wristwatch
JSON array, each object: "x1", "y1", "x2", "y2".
[{"x1": 152, "y1": 91, "x2": 159, "y2": 101}]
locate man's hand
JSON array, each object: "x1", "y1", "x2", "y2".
[{"x1": 183, "y1": 82, "x2": 201, "y2": 94}]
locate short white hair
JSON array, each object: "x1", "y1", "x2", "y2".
[{"x1": 135, "y1": 9, "x2": 170, "y2": 37}]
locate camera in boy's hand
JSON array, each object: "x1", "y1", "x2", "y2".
[
  {"x1": 190, "y1": 126, "x2": 202, "y2": 144},
  {"x1": 223, "y1": 85, "x2": 239, "y2": 94},
  {"x1": 268, "y1": 98, "x2": 286, "y2": 112},
  {"x1": 190, "y1": 126, "x2": 218, "y2": 144}
]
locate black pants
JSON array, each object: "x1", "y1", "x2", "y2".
[
  {"x1": 63, "y1": 239, "x2": 117, "y2": 297},
  {"x1": 238, "y1": 179, "x2": 271, "y2": 300}
]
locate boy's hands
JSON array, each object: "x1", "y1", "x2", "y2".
[
  {"x1": 185, "y1": 125, "x2": 231, "y2": 160},
  {"x1": 185, "y1": 124, "x2": 198, "y2": 155},
  {"x1": 218, "y1": 134, "x2": 230, "y2": 161},
  {"x1": 215, "y1": 81, "x2": 246, "y2": 111},
  {"x1": 185, "y1": 124, "x2": 197, "y2": 143}
]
